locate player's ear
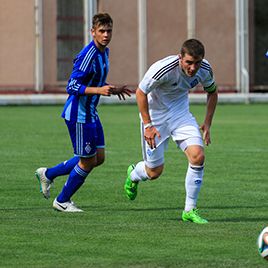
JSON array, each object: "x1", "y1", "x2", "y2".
[{"x1": 91, "y1": 28, "x2": 95, "y2": 37}]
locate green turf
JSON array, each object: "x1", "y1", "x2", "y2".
[{"x1": 0, "y1": 104, "x2": 268, "y2": 267}]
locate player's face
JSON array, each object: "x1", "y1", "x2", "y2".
[
  {"x1": 179, "y1": 53, "x2": 203, "y2": 77},
  {"x1": 91, "y1": 24, "x2": 113, "y2": 51}
]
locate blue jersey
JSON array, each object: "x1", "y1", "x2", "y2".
[{"x1": 61, "y1": 41, "x2": 110, "y2": 123}]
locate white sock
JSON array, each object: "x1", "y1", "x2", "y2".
[
  {"x1": 184, "y1": 164, "x2": 204, "y2": 212},
  {"x1": 130, "y1": 161, "x2": 149, "y2": 182}
]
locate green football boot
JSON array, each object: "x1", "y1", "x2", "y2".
[
  {"x1": 182, "y1": 208, "x2": 208, "y2": 224},
  {"x1": 124, "y1": 164, "x2": 138, "y2": 200}
]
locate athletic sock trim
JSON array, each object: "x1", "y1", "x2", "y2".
[{"x1": 74, "y1": 165, "x2": 89, "y2": 178}]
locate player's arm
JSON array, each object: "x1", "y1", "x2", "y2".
[
  {"x1": 67, "y1": 77, "x2": 131, "y2": 98},
  {"x1": 204, "y1": 89, "x2": 218, "y2": 127},
  {"x1": 200, "y1": 86, "x2": 218, "y2": 145},
  {"x1": 136, "y1": 88, "x2": 160, "y2": 149},
  {"x1": 136, "y1": 88, "x2": 151, "y2": 124},
  {"x1": 85, "y1": 85, "x2": 132, "y2": 99},
  {"x1": 66, "y1": 52, "x2": 120, "y2": 97},
  {"x1": 84, "y1": 85, "x2": 113, "y2": 96}
]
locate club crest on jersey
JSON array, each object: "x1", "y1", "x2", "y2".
[
  {"x1": 147, "y1": 148, "x2": 152, "y2": 157},
  {"x1": 190, "y1": 79, "x2": 198, "y2": 88},
  {"x1": 85, "y1": 142, "x2": 92, "y2": 153}
]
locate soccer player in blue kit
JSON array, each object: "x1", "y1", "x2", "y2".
[
  {"x1": 35, "y1": 13, "x2": 131, "y2": 212},
  {"x1": 124, "y1": 39, "x2": 218, "y2": 223}
]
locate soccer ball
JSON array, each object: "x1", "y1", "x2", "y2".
[{"x1": 258, "y1": 227, "x2": 268, "y2": 260}]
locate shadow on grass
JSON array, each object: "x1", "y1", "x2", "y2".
[
  {"x1": 209, "y1": 217, "x2": 268, "y2": 222},
  {"x1": 168, "y1": 217, "x2": 268, "y2": 223},
  {"x1": 1, "y1": 204, "x2": 266, "y2": 211},
  {"x1": 202, "y1": 204, "x2": 268, "y2": 209},
  {"x1": 1, "y1": 204, "x2": 268, "y2": 225}
]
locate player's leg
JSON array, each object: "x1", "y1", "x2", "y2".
[
  {"x1": 181, "y1": 143, "x2": 207, "y2": 224},
  {"x1": 53, "y1": 121, "x2": 100, "y2": 212},
  {"x1": 35, "y1": 157, "x2": 80, "y2": 199},
  {"x1": 44, "y1": 156, "x2": 80, "y2": 181},
  {"x1": 35, "y1": 120, "x2": 80, "y2": 199},
  {"x1": 130, "y1": 160, "x2": 164, "y2": 182},
  {"x1": 124, "y1": 162, "x2": 164, "y2": 200},
  {"x1": 172, "y1": 119, "x2": 208, "y2": 223},
  {"x1": 94, "y1": 118, "x2": 105, "y2": 167},
  {"x1": 124, "y1": 131, "x2": 168, "y2": 200},
  {"x1": 183, "y1": 143, "x2": 205, "y2": 210}
]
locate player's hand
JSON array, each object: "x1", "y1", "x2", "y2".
[
  {"x1": 98, "y1": 85, "x2": 113, "y2": 96},
  {"x1": 109, "y1": 85, "x2": 132, "y2": 100},
  {"x1": 144, "y1": 126, "x2": 161, "y2": 149},
  {"x1": 200, "y1": 123, "x2": 211, "y2": 146}
]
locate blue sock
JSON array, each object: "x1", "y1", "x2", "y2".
[
  {"x1": 45, "y1": 156, "x2": 79, "y2": 181},
  {"x1": 56, "y1": 164, "x2": 89, "y2": 203}
]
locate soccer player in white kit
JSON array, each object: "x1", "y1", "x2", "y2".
[{"x1": 124, "y1": 39, "x2": 218, "y2": 224}]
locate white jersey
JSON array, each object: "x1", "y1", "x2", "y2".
[{"x1": 138, "y1": 55, "x2": 216, "y2": 125}]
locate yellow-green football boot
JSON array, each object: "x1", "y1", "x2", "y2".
[
  {"x1": 182, "y1": 208, "x2": 208, "y2": 224},
  {"x1": 124, "y1": 164, "x2": 138, "y2": 200}
]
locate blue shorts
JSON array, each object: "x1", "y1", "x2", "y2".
[{"x1": 65, "y1": 119, "x2": 105, "y2": 158}]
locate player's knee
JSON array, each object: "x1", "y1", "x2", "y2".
[
  {"x1": 146, "y1": 166, "x2": 163, "y2": 180},
  {"x1": 79, "y1": 157, "x2": 97, "y2": 172},
  {"x1": 190, "y1": 152, "x2": 205, "y2": 166}
]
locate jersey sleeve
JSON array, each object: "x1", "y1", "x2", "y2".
[
  {"x1": 66, "y1": 48, "x2": 97, "y2": 96},
  {"x1": 201, "y1": 60, "x2": 217, "y2": 93},
  {"x1": 138, "y1": 65, "x2": 166, "y2": 94}
]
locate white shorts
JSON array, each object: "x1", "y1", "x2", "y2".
[{"x1": 141, "y1": 115, "x2": 203, "y2": 168}]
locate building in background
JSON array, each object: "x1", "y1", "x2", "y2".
[{"x1": 0, "y1": 0, "x2": 267, "y2": 95}]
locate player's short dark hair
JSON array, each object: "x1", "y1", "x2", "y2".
[
  {"x1": 180, "y1": 39, "x2": 205, "y2": 58},
  {"x1": 92, "y1": 13, "x2": 113, "y2": 29}
]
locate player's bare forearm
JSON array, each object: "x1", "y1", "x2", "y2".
[
  {"x1": 84, "y1": 84, "x2": 132, "y2": 100},
  {"x1": 200, "y1": 90, "x2": 218, "y2": 146},
  {"x1": 136, "y1": 88, "x2": 151, "y2": 124},
  {"x1": 84, "y1": 85, "x2": 112, "y2": 96},
  {"x1": 136, "y1": 88, "x2": 161, "y2": 148},
  {"x1": 204, "y1": 90, "x2": 218, "y2": 127}
]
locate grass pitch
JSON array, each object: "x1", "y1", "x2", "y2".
[{"x1": 0, "y1": 103, "x2": 268, "y2": 267}]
